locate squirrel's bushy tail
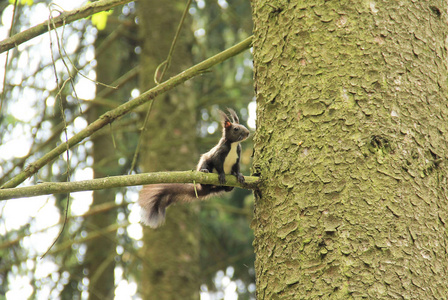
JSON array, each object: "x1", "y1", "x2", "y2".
[{"x1": 138, "y1": 184, "x2": 229, "y2": 228}]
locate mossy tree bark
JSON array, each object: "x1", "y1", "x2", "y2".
[
  {"x1": 251, "y1": 1, "x2": 448, "y2": 298},
  {"x1": 137, "y1": 0, "x2": 200, "y2": 299}
]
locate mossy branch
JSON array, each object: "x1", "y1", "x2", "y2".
[
  {"x1": 0, "y1": 172, "x2": 260, "y2": 200},
  {"x1": 0, "y1": 0, "x2": 133, "y2": 54},
  {"x1": 0, "y1": 35, "x2": 253, "y2": 189}
]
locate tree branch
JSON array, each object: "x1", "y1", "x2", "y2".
[
  {"x1": 0, "y1": 35, "x2": 253, "y2": 189},
  {"x1": 0, "y1": 0, "x2": 133, "y2": 54},
  {"x1": 0, "y1": 171, "x2": 260, "y2": 200}
]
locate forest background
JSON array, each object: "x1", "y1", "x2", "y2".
[{"x1": 0, "y1": 0, "x2": 256, "y2": 299}]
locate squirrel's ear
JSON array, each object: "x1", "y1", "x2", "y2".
[
  {"x1": 219, "y1": 109, "x2": 231, "y2": 125},
  {"x1": 227, "y1": 108, "x2": 239, "y2": 124},
  {"x1": 224, "y1": 120, "x2": 232, "y2": 129}
]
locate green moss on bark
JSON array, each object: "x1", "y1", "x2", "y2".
[{"x1": 251, "y1": 0, "x2": 448, "y2": 299}]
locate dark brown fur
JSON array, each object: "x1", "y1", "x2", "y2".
[{"x1": 139, "y1": 184, "x2": 229, "y2": 227}]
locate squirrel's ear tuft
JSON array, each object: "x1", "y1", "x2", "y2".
[{"x1": 227, "y1": 108, "x2": 239, "y2": 124}]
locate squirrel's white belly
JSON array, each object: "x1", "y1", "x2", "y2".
[{"x1": 223, "y1": 143, "x2": 238, "y2": 174}]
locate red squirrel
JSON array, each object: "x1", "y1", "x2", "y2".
[{"x1": 139, "y1": 108, "x2": 250, "y2": 228}]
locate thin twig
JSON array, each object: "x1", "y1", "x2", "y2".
[
  {"x1": 154, "y1": 0, "x2": 193, "y2": 84},
  {"x1": 0, "y1": 0, "x2": 18, "y2": 112},
  {"x1": 129, "y1": 98, "x2": 154, "y2": 174},
  {"x1": 42, "y1": 13, "x2": 73, "y2": 260}
]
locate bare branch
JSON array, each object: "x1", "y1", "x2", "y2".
[
  {"x1": 0, "y1": 171, "x2": 260, "y2": 200},
  {"x1": 0, "y1": 0, "x2": 134, "y2": 54},
  {"x1": 0, "y1": 35, "x2": 253, "y2": 189}
]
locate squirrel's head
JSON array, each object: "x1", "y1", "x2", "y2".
[{"x1": 220, "y1": 108, "x2": 250, "y2": 143}]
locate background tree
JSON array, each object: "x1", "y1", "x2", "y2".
[
  {"x1": 136, "y1": 0, "x2": 201, "y2": 298},
  {"x1": 251, "y1": 0, "x2": 448, "y2": 298},
  {"x1": 84, "y1": 6, "x2": 138, "y2": 299}
]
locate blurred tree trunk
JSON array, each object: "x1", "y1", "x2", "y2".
[
  {"x1": 85, "y1": 9, "x2": 133, "y2": 300},
  {"x1": 137, "y1": 0, "x2": 200, "y2": 299},
  {"x1": 251, "y1": 1, "x2": 448, "y2": 299}
]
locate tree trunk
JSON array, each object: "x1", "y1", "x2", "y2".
[
  {"x1": 251, "y1": 1, "x2": 448, "y2": 298},
  {"x1": 86, "y1": 9, "x2": 133, "y2": 299},
  {"x1": 137, "y1": 0, "x2": 200, "y2": 299}
]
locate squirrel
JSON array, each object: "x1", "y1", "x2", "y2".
[{"x1": 138, "y1": 108, "x2": 250, "y2": 228}]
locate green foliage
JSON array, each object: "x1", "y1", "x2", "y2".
[
  {"x1": 91, "y1": 10, "x2": 113, "y2": 30},
  {"x1": 9, "y1": 0, "x2": 33, "y2": 5}
]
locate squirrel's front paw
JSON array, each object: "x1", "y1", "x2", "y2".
[
  {"x1": 200, "y1": 169, "x2": 210, "y2": 173},
  {"x1": 218, "y1": 173, "x2": 226, "y2": 184},
  {"x1": 237, "y1": 173, "x2": 245, "y2": 184}
]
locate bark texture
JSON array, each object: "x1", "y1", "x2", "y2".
[
  {"x1": 137, "y1": 0, "x2": 200, "y2": 299},
  {"x1": 251, "y1": 1, "x2": 448, "y2": 298}
]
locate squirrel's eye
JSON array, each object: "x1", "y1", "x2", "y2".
[{"x1": 234, "y1": 127, "x2": 239, "y2": 131}]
